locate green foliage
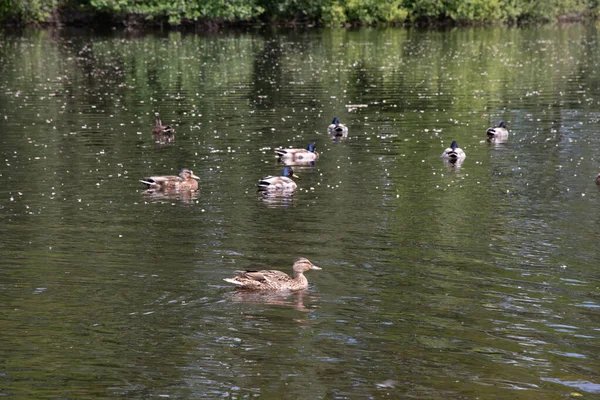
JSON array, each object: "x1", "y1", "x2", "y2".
[
  {"x1": 89, "y1": 0, "x2": 264, "y2": 24},
  {"x1": 0, "y1": 0, "x2": 598, "y2": 25},
  {"x1": 1, "y1": 0, "x2": 62, "y2": 23},
  {"x1": 517, "y1": 0, "x2": 587, "y2": 21},
  {"x1": 321, "y1": 3, "x2": 346, "y2": 25},
  {"x1": 403, "y1": 0, "x2": 593, "y2": 22},
  {"x1": 320, "y1": 0, "x2": 408, "y2": 25}
]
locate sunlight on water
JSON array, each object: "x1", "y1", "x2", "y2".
[{"x1": 0, "y1": 25, "x2": 599, "y2": 399}]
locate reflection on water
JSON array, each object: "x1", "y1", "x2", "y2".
[
  {"x1": 257, "y1": 191, "x2": 296, "y2": 208},
  {"x1": 442, "y1": 158, "x2": 464, "y2": 168},
  {"x1": 1, "y1": 25, "x2": 600, "y2": 399},
  {"x1": 226, "y1": 289, "x2": 315, "y2": 313},
  {"x1": 141, "y1": 189, "x2": 200, "y2": 204}
]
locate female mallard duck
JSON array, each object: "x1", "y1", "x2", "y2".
[
  {"x1": 328, "y1": 117, "x2": 348, "y2": 137},
  {"x1": 140, "y1": 168, "x2": 199, "y2": 191},
  {"x1": 486, "y1": 121, "x2": 509, "y2": 142},
  {"x1": 257, "y1": 167, "x2": 298, "y2": 192},
  {"x1": 274, "y1": 142, "x2": 319, "y2": 162},
  {"x1": 224, "y1": 257, "x2": 321, "y2": 291},
  {"x1": 441, "y1": 141, "x2": 466, "y2": 161},
  {"x1": 152, "y1": 113, "x2": 175, "y2": 142}
]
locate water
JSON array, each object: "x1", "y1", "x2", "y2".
[{"x1": 1, "y1": 25, "x2": 600, "y2": 398}]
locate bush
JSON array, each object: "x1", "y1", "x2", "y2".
[{"x1": 0, "y1": 0, "x2": 597, "y2": 26}]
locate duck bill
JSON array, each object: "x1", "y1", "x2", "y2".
[
  {"x1": 191, "y1": 174, "x2": 200, "y2": 180},
  {"x1": 310, "y1": 264, "x2": 321, "y2": 270},
  {"x1": 292, "y1": 174, "x2": 299, "y2": 179}
]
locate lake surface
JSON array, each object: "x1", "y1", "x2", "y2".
[{"x1": 1, "y1": 25, "x2": 599, "y2": 399}]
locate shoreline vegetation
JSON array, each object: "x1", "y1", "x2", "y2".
[{"x1": 1, "y1": 0, "x2": 599, "y2": 30}]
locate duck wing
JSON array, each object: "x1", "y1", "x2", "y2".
[
  {"x1": 260, "y1": 177, "x2": 297, "y2": 191},
  {"x1": 239, "y1": 270, "x2": 291, "y2": 282},
  {"x1": 140, "y1": 175, "x2": 182, "y2": 190},
  {"x1": 274, "y1": 148, "x2": 300, "y2": 158}
]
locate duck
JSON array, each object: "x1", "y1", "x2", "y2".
[
  {"x1": 152, "y1": 113, "x2": 175, "y2": 142},
  {"x1": 223, "y1": 257, "x2": 321, "y2": 291},
  {"x1": 596, "y1": 173, "x2": 600, "y2": 185},
  {"x1": 486, "y1": 121, "x2": 509, "y2": 142},
  {"x1": 328, "y1": 117, "x2": 348, "y2": 137},
  {"x1": 257, "y1": 167, "x2": 298, "y2": 192},
  {"x1": 140, "y1": 168, "x2": 199, "y2": 191},
  {"x1": 274, "y1": 142, "x2": 319, "y2": 162},
  {"x1": 441, "y1": 141, "x2": 466, "y2": 161}
]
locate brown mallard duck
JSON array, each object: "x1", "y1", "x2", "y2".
[
  {"x1": 140, "y1": 168, "x2": 199, "y2": 191},
  {"x1": 274, "y1": 142, "x2": 319, "y2": 163},
  {"x1": 152, "y1": 113, "x2": 175, "y2": 142},
  {"x1": 257, "y1": 167, "x2": 298, "y2": 192},
  {"x1": 223, "y1": 258, "x2": 321, "y2": 291}
]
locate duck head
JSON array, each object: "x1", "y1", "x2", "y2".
[
  {"x1": 282, "y1": 167, "x2": 299, "y2": 179},
  {"x1": 180, "y1": 169, "x2": 200, "y2": 181},
  {"x1": 450, "y1": 141, "x2": 459, "y2": 149},
  {"x1": 292, "y1": 258, "x2": 321, "y2": 275}
]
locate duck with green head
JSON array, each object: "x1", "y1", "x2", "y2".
[
  {"x1": 487, "y1": 121, "x2": 508, "y2": 142},
  {"x1": 328, "y1": 117, "x2": 348, "y2": 137},
  {"x1": 441, "y1": 141, "x2": 466, "y2": 161},
  {"x1": 275, "y1": 142, "x2": 319, "y2": 163},
  {"x1": 224, "y1": 258, "x2": 321, "y2": 291},
  {"x1": 257, "y1": 167, "x2": 298, "y2": 192}
]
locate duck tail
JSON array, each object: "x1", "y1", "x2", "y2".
[
  {"x1": 140, "y1": 179, "x2": 157, "y2": 188},
  {"x1": 486, "y1": 128, "x2": 496, "y2": 137},
  {"x1": 223, "y1": 278, "x2": 244, "y2": 286},
  {"x1": 274, "y1": 148, "x2": 288, "y2": 158},
  {"x1": 257, "y1": 181, "x2": 270, "y2": 191}
]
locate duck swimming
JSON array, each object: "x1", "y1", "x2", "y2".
[
  {"x1": 274, "y1": 142, "x2": 319, "y2": 162},
  {"x1": 486, "y1": 121, "x2": 508, "y2": 142},
  {"x1": 328, "y1": 117, "x2": 348, "y2": 137},
  {"x1": 257, "y1": 167, "x2": 298, "y2": 192},
  {"x1": 441, "y1": 141, "x2": 466, "y2": 161},
  {"x1": 152, "y1": 113, "x2": 175, "y2": 142},
  {"x1": 140, "y1": 168, "x2": 199, "y2": 191},
  {"x1": 223, "y1": 258, "x2": 321, "y2": 291}
]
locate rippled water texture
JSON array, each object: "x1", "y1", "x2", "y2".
[{"x1": 1, "y1": 25, "x2": 600, "y2": 398}]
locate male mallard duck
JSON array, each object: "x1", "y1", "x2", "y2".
[
  {"x1": 328, "y1": 117, "x2": 348, "y2": 137},
  {"x1": 152, "y1": 113, "x2": 175, "y2": 142},
  {"x1": 274, "y1": 142, "x2": 319, "y2": 162},
  {"x1": 486, "y1": 121, "x2": 508, "y2": 142},
  {"x1": 140, "y1": 168, "x2": 199, "y2": 191},
  {"x1": 224, "y1": 257, "x2": 321, "y2": 291},
  {"x1": 257, "y1": 167, "x2": 298, "y2": 192},
  {"x1": 441, "y1": 141, "x2": 466, "y2": 161}
]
